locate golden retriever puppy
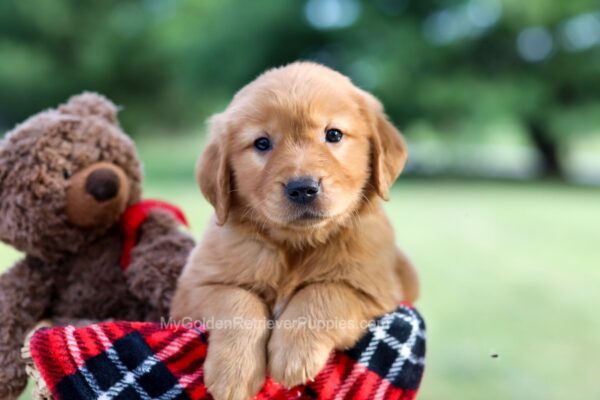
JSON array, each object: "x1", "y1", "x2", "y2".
[{"x1": 171, "y1": 61, "x2": 419, "y2": 400}]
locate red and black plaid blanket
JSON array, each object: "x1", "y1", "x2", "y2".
[{"x1": 29, "y1": 305, "x2": 425, "y2": 400}]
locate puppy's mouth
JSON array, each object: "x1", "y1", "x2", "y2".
[
  {"x1": 297, "y1": 210, "x2": 324, "y2": 220},
  {"x1": 289, "y1": 209, "x2": 327, "y2": 225}
]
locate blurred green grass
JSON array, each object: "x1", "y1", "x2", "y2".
[{"x1": 5, "y1": 179, "x2": 599, "y2": 400}]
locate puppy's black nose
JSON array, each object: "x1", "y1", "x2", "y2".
[
  {"x1": 85, "y1": 168, "x2": 120, "y2": 201},
  {"x1": 285, "y1": 177, "x2": 320, "y2": 205}
]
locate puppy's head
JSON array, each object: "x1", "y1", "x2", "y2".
[{"x1": 198, "y1": 62, "x2": 407, "y2": 238}]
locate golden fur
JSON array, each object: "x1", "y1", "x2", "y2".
[{"x1": 171, "y1": 62, "x2": 419, "y2": 400}]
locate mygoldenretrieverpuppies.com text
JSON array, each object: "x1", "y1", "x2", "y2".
[{"x1": 162, "y1": 316, "x2": 378, "y2": 332}]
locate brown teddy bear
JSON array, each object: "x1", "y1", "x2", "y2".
[{"x1": 0, "y1": 93, "x2": 195, "y2": 399}]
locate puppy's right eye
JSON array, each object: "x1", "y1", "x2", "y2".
[{"x1": 254, "y1": 137, "x2": 272, "y2": 151}]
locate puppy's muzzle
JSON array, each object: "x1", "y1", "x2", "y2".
[{"x1": 285, "y1": 177, "x2": 320, "y2": 205}]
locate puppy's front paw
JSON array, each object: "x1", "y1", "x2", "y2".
[
  {"x1": 268, "y1": 330, "x2": 332, "y2": 388},
  {"x1": 204, "y1": 339, "x2": 266, "y2": 400}
]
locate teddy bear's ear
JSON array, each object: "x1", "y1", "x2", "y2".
[{"x1": 58, "y1": 92, "x2": 119, "y2": 123}]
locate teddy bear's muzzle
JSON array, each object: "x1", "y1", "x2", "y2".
[{"x1": 66, "y1": 162, "x2": 130, "y2": 227}]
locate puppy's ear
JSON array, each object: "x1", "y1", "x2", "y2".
[
  {"x1": 358, "y1": 90, "x2": 408, "y2": 200},
  {"x1": 197, "y1": 115, "x2": 231, "y2": 225}
]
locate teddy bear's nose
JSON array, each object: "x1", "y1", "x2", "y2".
[{"x1": 85, "y1": 168, "x2": 120, "y2": 201}]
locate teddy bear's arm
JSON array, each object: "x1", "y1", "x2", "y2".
[
  {"x1": 0, "y1": 256, "x2": 55, "y2": 399},
  {"x1": 125, "y1": 210, "x2": 195, "y2": 318}
]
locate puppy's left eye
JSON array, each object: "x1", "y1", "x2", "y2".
[
  {"x1": 325, "y1": 129, "x2": 343, "y2": 143},
  {"x1": 63, "y1": 169, "x2": 72, "y2": 179}
]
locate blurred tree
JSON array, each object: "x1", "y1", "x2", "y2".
[
  {"x1": 1, "y1": 0, "x2": 599, "y2": 178},
  {"x1": 0, "y1": 0, "x2": 321, "y2": 131},
  {"x1": 317, "y1": 0, "x2": 600, "y2": 178}
]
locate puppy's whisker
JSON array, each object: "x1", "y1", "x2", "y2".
[{"x1": 240, "y1": 198, "x2": 269, "y2": 221}]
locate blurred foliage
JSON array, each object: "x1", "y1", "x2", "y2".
[
  {"x1": 1, "y1": 0, "x2": 600, "y2": 177},
  {"x1": 0, "y1": 0, "x2": 323, "y2": 130}
]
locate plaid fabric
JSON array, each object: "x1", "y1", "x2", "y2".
[{"x1": 29, "y1": 305, "x2": 425, "y2": 400}]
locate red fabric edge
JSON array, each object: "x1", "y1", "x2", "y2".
[{"x1": 119, "y1": 199, "x2": 189, "y2": 269}]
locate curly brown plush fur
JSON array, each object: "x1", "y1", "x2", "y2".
[{"x1": 0, "y1": 93, "x2": 195, "y2": 399}]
